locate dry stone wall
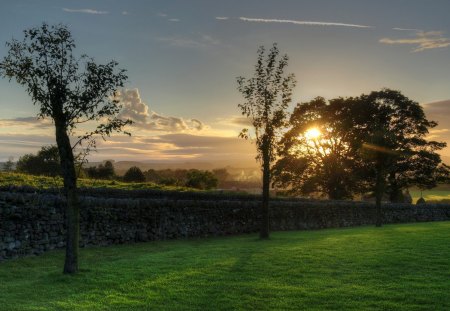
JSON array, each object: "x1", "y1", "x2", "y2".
[{"x1": 1, "y1": 190, "x2": 449, "y2": 261}]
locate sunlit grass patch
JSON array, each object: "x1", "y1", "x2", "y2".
[{"x1": 0, "y1": 222, "x2": 449, "y2": 310}]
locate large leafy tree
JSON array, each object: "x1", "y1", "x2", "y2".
[
  {"x1": 273, "y1": 97, "x2": 362, "y2": 199},
  {"x1": 237, "y1": 43, "x2": 296, "y2": 238},
  {"x1": 274, "y1": 89, "x2": 448, "y2": 215},
  {"x1": 0, "y1": 23, "x2": 131, "y2": 273},
  {"x1": 356, "y1": 89, "x2": 448, "y2": 225}
]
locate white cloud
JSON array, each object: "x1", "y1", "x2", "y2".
[
  {"x1": 392, "y1": 27, "x2": 420, "y2": 31},
  {"x1": 217, "y1": 116, "x2": 253, "y2": 127},
  {"x1": 215, "y1": 17, "x2": 229, "y2": 20},
  {"x1": 157, "y1": 34, "x2": 220, "y2": 49},
  {"x1": 168, "y1": 18, "x2": 180, "y2": 22},
  {"x1": 238, "y1": 17, "x2": 372, "y2": 28},
  {"x1": 116, "y1": 89, "x2": 205, "y2": 132},
  {"x1": 122, "y1": 11, "x2": 129, "y2": 16},
  {"x1": 380, "y1": 31, "x2": 450, "y2": 52},
  {"x1": 62, "y1": 8, "x2": 109, "y2": 15},
  {"x1": 157, "y1": 13, "x2": 168, "y2": 17}
]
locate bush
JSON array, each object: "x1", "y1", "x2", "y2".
[
  {"x1": 416, "y1": 197, "x2": 426, "y2": 204},
  {"x1": 16, "y1": 146, "x2": 61, "y2": 177},
  {"x1": 123, "y1": 166, "x2": 146, "y2": 183},
  {"x1": 185, "y1": 170, "x2": 218, "y2": 190},
  {"x1": 86, "y1": 161, "x2": 115, "y2": 180}
]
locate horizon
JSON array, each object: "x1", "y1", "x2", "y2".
[{"x1": 1, "y1": 0, "x2": 450, "y2": 163}]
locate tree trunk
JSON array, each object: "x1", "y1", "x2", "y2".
[
  {"x1": 261, "y1": 148, "x2": 270, "y2": 239},
  {"x1": 375, "y1": 170, "x2": 385, "y2": 227},
  {"x1": 55, "y1": 121, "x2": 80, "y2": 274}
]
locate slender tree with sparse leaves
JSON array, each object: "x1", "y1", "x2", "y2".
[
  {"x1": 237, "y1": 43, "x2": 296, "y2": 239},
  {"x1": 0, "y1": 23, "x2": 131, "y2": 274}
]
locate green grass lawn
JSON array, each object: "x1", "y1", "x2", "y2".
[{"x1": 1, "y1": 222, "x2": 449, "y2": 310}]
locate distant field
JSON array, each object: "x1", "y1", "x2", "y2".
[
  {"x1": 0, "y1": 172, "x2": 191, "y2": 191},
  {"x1": 2, "y1": 172, "x2": 450, "y2": 203},
  {"x1": 0, "y1": 222, "x2": 449, "y2": 310},
  {"x1": 410, "y1": 185, "x2": 450, "y2": 203}
]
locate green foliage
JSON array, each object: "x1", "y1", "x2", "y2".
[
  {"x1": 273, "y1": 97, "x2": 361, "y2": 199},
  {"x1": 0, "y1": 222, "x2": 449, "y2": 310},
  {"x1": 16, "y1": 145, "x2": 61, "y2": 177},
  {"x1": 143, "y1": 168, "x2": 223, "y2": 189},
  {"x1": 236, "y1": 43, "x2": 296, "y2": 164},
  {"x1": 85, "y1": 161, "x2": 115, "y2": 180},
  {"x1": 123, "y1": 166, "x2": 146, "y2": 183},
  {"x1": 274, "y1": 89, "x2": 448, "y2": 202},
  {"x1": 0, "y1": 23, "x2": 131, "y2": 150},
  {"x1": 0, "y1": 23, "x2": 132, "y2": 273},
  {"x1": 237, "y1": 43, "x2": 296, "y2": 238},
  {"x1": 185, "y1": 169, "x2": 218, "y2": 190},
  {"x1": 0, "y1": 172, "x2": 191, "y2": 191}
]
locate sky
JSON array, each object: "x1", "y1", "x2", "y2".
[{"x1": 0, "y1": 0, "x2": 450, "y2": 165}]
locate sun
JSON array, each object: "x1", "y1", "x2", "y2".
[{"x1": 305, "y1": 127, "x2": 321, "y2": 140}]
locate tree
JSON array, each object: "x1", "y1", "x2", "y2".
[
  {"x1": 16, "y1": 145, "x2": 61, "y2": 176},
  {"x1": 123, "y1": 166, "x2": 146, "y2": 183},
  {"x1": 2, "y1": 156, "x2": 15, "y2": 172},
  {"x1": 273, "y1": 89, "x2": 448, "y2": 210},
  {"x1": 212, "y1": 168, "x2": 230, "y2": 188},
  {"x1": 355, "y1": 89, "x2": 447, "y2": 226},
  {"x1": 86, "y1": 160, "x2": 115, "y2": 180},
  {"x1": 185, "y1": 169, "x2": 218, "y2": 190},
  {"x1": 273, "y1": 97, "x2": 362, "y2": 199},
  {"x1": 0, "y1": 23, "x2": 130, "y2": 273},
  {"x1": 237, "y1": 43, "x2": 296, "y2": 238}
]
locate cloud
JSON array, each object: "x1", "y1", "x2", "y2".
[
  {"x1": 62, "y1": 8, "x2": 109, "y2": 15},
  {"x1": 157, "y1": 12, "x2": 180, "y2": 22},
  {"x1": 157, "y1": 34, "x2": 220, "y2": 49},
  {"x1": 422, "y1": 100, "x2": 450, "y2": 158},
  {"x1": 238, "y1": 17, "x2": 372, "y2": 28},
  {"x1": 139, "y1": 133, "x2": 256, "y2": 159},
  {"x1": 116, "y1": 89, "x2": 205, "y2": 132},
  {"x1": 392, "y1": 27, "x2": 421, "y2": 31},
  {"x1": 122, "y1": 11, "x2": 129, "y2": 16},
  {"x1": 83, "y1": 133, "x2": 258, "y2": 163},
  {"x1": 380, "y1": 31, "x2": 450, "y2": 52},
  {"x1": 0, "y1": 133, "x2": 56, "y2": 161},
  {"x1": 0, "y1": 117, "x2": 53, "y2": 129},
  {"x1": 428, "y1": 128, "x2": 450, "y2": 140},
  {"x1": 215, "y1": 17, "x2": 229, "y2": 20},
  {"x1": 217, "y1": 116, "x2": 253, "y2": 127}
]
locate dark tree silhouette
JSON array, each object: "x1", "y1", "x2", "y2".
[
  {"x1": 0, "y1": 23, "x2": 130, "y2": 273},
  {"x1": 237, "y1": 44, "x2": 296, "y2": 239},
  {"x1": 273, "y1": 97, "x2": 362, "y2": 199},
  {"x1": 16, "y1": 145, "x2": 61, "y2": 176},
  {"x1": 355, "y1": 89, "x2": 447, "y2": 226},
  {"x1": 86, "y1": 160, "x2": 115, "y2": 180},
  {"x1": 185, "y1": 169, "x2": 218, "y2": 190},
  {"x1": 274, "y1": 90, "x2": 448, "y2": 211},
  {"x1": 123, "y1": 166, "x2": 146, "y2": 183}
]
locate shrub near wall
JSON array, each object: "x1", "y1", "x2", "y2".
[{"x1": 1, "y1": 190, "x2": 450, "y2": 261}]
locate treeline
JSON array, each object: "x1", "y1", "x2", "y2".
[{"x1": 7, "y1": 148, "x2": 221, "y2": 190}]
